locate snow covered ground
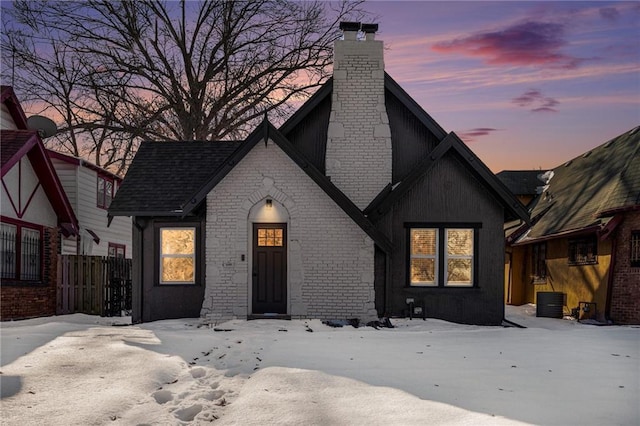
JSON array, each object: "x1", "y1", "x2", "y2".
[{"x1": 1, "y1": 305, "x2": 638, "y2": 425}]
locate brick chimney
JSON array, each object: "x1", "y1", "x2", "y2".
[{"x1": 325, "y1": 22, "x2": 392, "y2": 210}]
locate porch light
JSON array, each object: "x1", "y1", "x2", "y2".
[{"x1": 266, "y1": 199, "x2": 273, "y2": 209}]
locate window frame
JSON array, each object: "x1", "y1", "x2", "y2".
[
  {"x1": 406, "y1": 223, "x2": 480, "y2": 288},
  {"x1": 531, "y1": 242, "x2": 547, "y2": 282},
  {"x1": 0, "y1": 217, "x2": 43, "y2": 283},
  {"x1": 408, "y1": 228, "x2": 438, "y2": 287},
  {"x1": 97, "y1": 174, "x2": 117, "y2": 209},
  {"x1": 155, "y1": 224, "x2": 201, "y2": 286},
  {"x1": 108, "y1": 242, "x2": 126, "y2": 258},
  {"x1": 631, "y1": 231, "x2": 640, "y2": 268},
  {"x1": 568, "y1": 235, "x2": 598, "y2": 266}
]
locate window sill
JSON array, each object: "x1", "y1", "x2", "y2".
[
  {"x1": 406, "y1": 285, "x2": 478, "y2": 290},
  {"x1": 531, "y1": 279, "x2": 547, "y2": 285}
]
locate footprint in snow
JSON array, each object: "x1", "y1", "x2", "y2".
[
  {"x1": 174, "y1": 404, "x2": 202, "y2": 422},
  {"x1": 152, "y1": 389, "x2": 174, "y2": 404},
  {"x1": 190, "y1": 367, "x2": 206, "y2": 379}
]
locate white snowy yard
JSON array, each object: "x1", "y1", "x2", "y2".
[{"x1": 1, "y1": 306, "x2": 638, "y2": 426}]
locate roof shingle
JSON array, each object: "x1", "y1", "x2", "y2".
[
  {"x1": 522, "y1": 126, "x2": 640, "y2": 241},
  {"x1": 109, "y1": 141, "x2": 240, "y2": 215}
]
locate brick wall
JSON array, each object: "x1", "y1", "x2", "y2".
[
  {"x1": 201, "y1": 139, "x2": 377, "y2": 322},
  {"x1": 610, "y1": 211, "x2": 640, "y2": 324},
  {"x1": 1, "y1": 226, "x2": 58, "y2": 320},
  {"x1": 325, "y1": 34, "x2": 392, "y2": 209}
]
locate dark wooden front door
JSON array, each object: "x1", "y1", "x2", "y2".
[{"x1": 252, "y1": 223, "x2": 287, "y2": 314}]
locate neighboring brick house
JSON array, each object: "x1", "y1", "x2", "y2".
[
  {"x1": 1, "y1": 86, "x2": 79, "y2": 320},
  {"x1": 109, "y1": 23, "x2": 528, "y2": 324},
  {"x1": 505, "y1": 126, "x2": 640, "y2": 324},
  {"x1": 47, "y1": 150, "x2": 132, "y2": 259}
]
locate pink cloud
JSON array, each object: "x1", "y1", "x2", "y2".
[
  {"x1": 512, "y1": 89, "x2": 560, "y2": 113},
  {"x1": 432, "y1": 21, "x2": 583, "y2": 69},
  {"x1": 457, "y1": 127, "x2": 500, "y2": 143}
]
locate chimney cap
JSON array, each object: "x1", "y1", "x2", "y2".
[
  {"x1": 361, "y1": 23, "x2": 379, "y2": 34},
  {"x1": 339, "y1": 21, "x2": 361, "y2": 32}
]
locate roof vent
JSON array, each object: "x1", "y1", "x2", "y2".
[
  {"x1": 582, "y1": 151, "x2": 592, "y2": 158},
  {"x1": 564, "y1": 160, "x2": 572, "y2": 167},
  {"x1": 630, "y1": 126, "x2": 640, "y2": 135},
  {"x1": 604, "y1": 139, "x2": 615, "y2": 148}
]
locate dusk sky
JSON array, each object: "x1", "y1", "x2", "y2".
[{"x1": 362, "y1": 1, "x2": 639, "y2": 172}]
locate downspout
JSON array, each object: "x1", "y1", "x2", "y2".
[
  {"x1": 384, "y1": 253, "x2": 392, "y2": 317},
  {"x1": 132, "y1": 218, "x2": 145, "y2": 324},
  {"x1": 604, "y1": 234, "x2": 617, "y2": 322},
  {"x1": 506, "y1": 248, "x2": 513, "y2": 305}
]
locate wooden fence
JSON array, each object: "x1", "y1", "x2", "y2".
[{"x1": 57, "y1": 255, "x2": 132, "y2": 317}]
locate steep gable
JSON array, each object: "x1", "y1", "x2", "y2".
[{"x1": 0, "y1": 130, "x2": 78, "y2": 235}]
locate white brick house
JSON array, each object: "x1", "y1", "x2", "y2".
[{"x1": 110, "y1": 23, "x2": 528, "y2": 324}]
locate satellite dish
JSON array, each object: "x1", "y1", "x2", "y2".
[{"x1": 27, "y1": 115, "x2": 57, "y2": 138}]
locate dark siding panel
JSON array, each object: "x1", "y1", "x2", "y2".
[
  {"x1": 138, "y1": 215, "x2": 206, "y2": 322},
  {"x1": 380, "y1": 152, "x2": 505, "y2": 325},
  {"x1": 374, "y1": 245, "x2": 386, "y2": 316},
  {"x1": 386, "y1": 89, "x2": 440, "y2": 183},
  {"x1": 284, "y1": 95, "x2": 331, "y2": 173}
]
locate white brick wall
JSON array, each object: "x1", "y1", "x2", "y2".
[
  {"x1": 201, "y1": 139, "x2": 377, "y2": 322},
  {"x1": 325, "y1": 37, "x2": 392, "y2": 209}
]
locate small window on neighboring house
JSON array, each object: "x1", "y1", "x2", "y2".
[
  {"x1": 532, "y1": 242, "x2": 547, "y2": 282},
  {"x1": 408, "y1": 225, "x2": 477, "y2": 287},
  {"x1": 631, "y1": 231, "x2": 640, "y2": 267},
  {"x1": 97, "y1": 175, "x2": 116, "y2": 209},
  {"x1": 568, "y1": 235, "x2": 598, "y2": 265},
  {"x1": 1, "y1": 221, "x2": 41, "y2": 282},
  {"x1": 159, "y1": 227, "x2": 196, "y2": 284},
  {"x1": 108, "y1": 242, "x2": 126, "y2": 258}
]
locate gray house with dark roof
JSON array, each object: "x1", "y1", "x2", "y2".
[
  {"x1": 109, "y1": 23, "x2": 528, "y2": 324},
  {"x1": 497, "y1": 170, "x2": 544, "y2": 208}
]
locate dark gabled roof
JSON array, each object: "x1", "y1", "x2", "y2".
[
  {"x1": 108, "y1": 141, "x2": 241, "y2": 216},
  {"x1": 516, "y1": 126, "x2": 640, "y2": 243},
  {"x1": 280, "y1": 78, "x2": 333, "y2": 135},
  {"x1": 496, "y1": 170, "x2": 544, "y2": 197},
  {"x1": 365, "y1": 131, "x2": 530, "y2": 223},
  {"x1": 181, "y1": 120, "x2": 393, "y2": 253},
  {"x1": 1, "y1": 129, "x2": 79, "y2": 236},
  {"x1": 383, "y1": 73, "x2": 447, "y2": 140}
]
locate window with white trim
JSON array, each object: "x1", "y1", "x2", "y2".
[
  {"x1": 159, "y1": 227, "x2": 196, "y2": 284},
  {"x1": 409, "y1": 229, "x2": 438, "y2": 286},
  {"x1": 409, "y1": 225, "x2": 477, "y2": 287},
  {"x1": 445, "y1": 229, "x2": 474, "y2": 286}
]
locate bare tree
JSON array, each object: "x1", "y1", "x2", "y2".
[{"x1": 1, "y1": 0, "x2": 365, "y2": 174}]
